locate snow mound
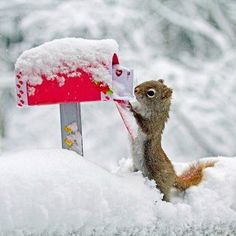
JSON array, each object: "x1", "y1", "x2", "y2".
[
  {"x1": 15, "y1": 38, "x2": 118, "y2": 86},
  {"x1": 0, "y1": 149, "x2": 236, "y2": 235}
]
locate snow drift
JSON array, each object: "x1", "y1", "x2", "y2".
[{"x1": 0, "y1": 149, "x2": 236, "y2": 235}]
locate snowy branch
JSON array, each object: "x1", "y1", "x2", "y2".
[
  {"x1": 153, "y1": 1, "x2": 232, "y2": 52},
  {"x1": 208, "y1": 0, "x2": 235, "y2": 44},
  {"x1": 173, "y1": 107, "x2": 219, "y2": 156}
]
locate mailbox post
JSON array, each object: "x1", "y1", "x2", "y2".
[{"x1": 60, "y1": 103, "x2": 83, "y2": 155}]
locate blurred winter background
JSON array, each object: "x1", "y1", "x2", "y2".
[{"x1": 1, "y1": 0, "x2": 236, "y2": 168}]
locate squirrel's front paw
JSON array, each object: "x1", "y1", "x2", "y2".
[
  {"x1": 128, "y1": 102, "x2": 135, "y2": 113},
  {"x1": 128, "y1": 101, "x2": 142, "y2": 115}
]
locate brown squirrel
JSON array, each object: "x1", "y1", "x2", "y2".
[{"x1": 129, "y1": 79, "x2": 215, "y2": 201}]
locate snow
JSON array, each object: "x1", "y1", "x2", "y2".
[
  {"x1": 1, "y1": 1, "x2": 236, "y2": 233},
  {"x1": 0, "y1": 149, "x2": 236, "y2": 235},
  {"x1": 15, "y1": 38, "x2": 119, "y2": 87}
]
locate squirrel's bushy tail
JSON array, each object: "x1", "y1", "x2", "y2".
[{"x1": 174, "y1": 161, "x2": 215, "y2": 191}]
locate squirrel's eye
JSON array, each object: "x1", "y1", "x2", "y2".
[{"x1": 146, "y1": 89, "x2": 156, "y2": 98}]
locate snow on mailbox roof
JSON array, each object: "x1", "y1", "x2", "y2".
[{"x1": 15, "y1": 38, "x2": 119, "y2": 87}]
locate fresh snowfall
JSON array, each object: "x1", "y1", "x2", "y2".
[{"x1": 0, "y1": 149, "x2": 236, "y2": 235}]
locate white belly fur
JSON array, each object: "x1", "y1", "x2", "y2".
[{"x1": 131, "y1": 129, "x2": 149, "y2": 176}]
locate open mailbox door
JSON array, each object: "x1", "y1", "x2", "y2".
[{"x1": 15, "y1": 38, "x2": 134, "y2": 156}]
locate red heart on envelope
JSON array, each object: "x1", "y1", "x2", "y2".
[{"x1": 116, "y1": 69, "x2": 123, "y2": 77}]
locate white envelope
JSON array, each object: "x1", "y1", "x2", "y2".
[{"x1": 112, "y1": 64, "x2": 134, "y2": 100}]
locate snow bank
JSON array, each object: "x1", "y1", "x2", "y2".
[
  {"x1": 15, "y1": 38, "x2": 118, "y2": 87},
  {"x1": 0, "y1": 149, "x2": 236, "y2": 235}
]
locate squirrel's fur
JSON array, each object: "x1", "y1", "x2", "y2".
[
  {"x1": 174, "y1": 161, "x2": 215, "y2": 191},
  {"x1": 130, "y1": 80, "x2": 215, "y2": 201}
]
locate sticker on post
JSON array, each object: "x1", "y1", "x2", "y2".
[{"x1": 64, "y1": 122, "x2": 83, "y2": 153}]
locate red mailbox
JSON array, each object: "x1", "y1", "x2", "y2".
[{"x1": 15, "y1": 38, "x2": 134, "y2": 155}]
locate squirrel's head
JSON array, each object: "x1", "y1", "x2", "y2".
[{"x1": 134, "y1": 79, "x2": 172, "y2": 112}]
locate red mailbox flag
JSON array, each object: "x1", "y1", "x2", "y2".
[{"x1": 15, "y1": 38, "x2": 134, "y2": 155}]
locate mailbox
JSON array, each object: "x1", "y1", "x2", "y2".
[{"x1": 15, "y1": 38, "x2": 134, "y2": 155}]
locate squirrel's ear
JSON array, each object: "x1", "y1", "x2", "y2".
[
  {"x1": 158, "y1": 79, "x2": 164, "y2": 84},
  {"x1": 161, "y1": 88, "x2": 172, "y2": 99}
]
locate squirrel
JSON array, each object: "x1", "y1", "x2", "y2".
[{"x1": 129, "y1": 79, "x2": 215, "y2": 202}]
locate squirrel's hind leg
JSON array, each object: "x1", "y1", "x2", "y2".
[
  {"x1": 156, "y1": 184, "x2": 171, "y2": 202},
  {"x1": 162, "y1": 190, "x2": 171, "y2": 202}
]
